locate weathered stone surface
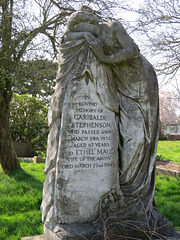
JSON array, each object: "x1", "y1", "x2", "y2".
[
  {"x1": 44, "y1": 224, "x2": 102, "y2": 240},
  {"x1": 33, "y1": 156, "x2": 45, "y2": 163},
  {"x1": 54, "y1": 77, "x2": 119, "y2": 223},
  {"x1": 156, "y1": 167, "x2": 180, "y2": 178},
  {"x1": 21, "y1": 235, "x2": 44, "y2": 240},
  {"x1": 41, "y1": 5, "x2": 176, "y2": 239},
  {"x1": 164, "y1": 123, "x2": 180, "y2": 135},
  {"x1": 172, "y1": 230, "x2": 180, "y2": 239},
  {"x1": 41, "y1": 76, "x2": 120, "y2": 229},
  {"x1": 20, "y1": 230, "x2": 180, "y2": 240},
  {"x1": 168, "y1": 133, "x2": 180, "y2": 140}
]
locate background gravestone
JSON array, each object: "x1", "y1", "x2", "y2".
[{"x1": 13, "y1": 142, "x2": 37, "y2": 157}]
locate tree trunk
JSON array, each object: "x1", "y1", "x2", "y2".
[
  {"x1": 0, "y1": 87, "x2": 20, "y2": 173},
  {"x1": 0, "y1": 0, "x2": 20, "y2": 173}
]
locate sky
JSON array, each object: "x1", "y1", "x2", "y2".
[{"x1": 115, "y1": 0, "x2": 179, "y2": 94}]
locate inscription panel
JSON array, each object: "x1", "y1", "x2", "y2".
[
  {"x1": 62, "y1": 97, "x2": 116, "y2": 170},
  {"x1": 55, "y1": 77, "x2": 119, "y2": 223}
]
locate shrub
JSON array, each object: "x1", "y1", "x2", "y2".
[{"x1": 10, "y1": 94, "x2": 48, "y2": 151}]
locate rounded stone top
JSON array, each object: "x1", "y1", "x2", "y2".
[{"x1": 67, "y1": 6, "x2": 100, "y2": 30}]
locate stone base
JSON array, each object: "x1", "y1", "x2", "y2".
[
  {"x1": 21, "y1": 230, "x2": 180, "y2": 240},
  {"x1": 33, "y1": 156, "x2": 45, "y2": 163},
  {"x1": 43, "y1": 224, "x2": 180, "y2": 240},
  {"x1": 21, "y1": 235, "x2": 44, "y2": 240},
  {"x1": 172, "y1": 230, "x2": 180, "y2": 239},
  {"x1": 44, "y1": 223, "x2": 102, "y2": 240}
]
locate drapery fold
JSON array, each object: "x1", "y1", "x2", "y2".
[{"x1": 42, "y1": 30, "x2": 173, "y2": 238}]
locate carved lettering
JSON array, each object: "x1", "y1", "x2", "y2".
[
  {"x1": 61, "y1": 86, "x2": 118, "y2": 172},
  {"x1": 76, "y1": 108, "x2": 97, "y2": 113},
  {"x1": 74, "y1": 114, "x2": 106, "y2": 120},
  {"x1": 97, "y1": 149, "x2": 115, "y2": 155},
  {"x1": 76, "y1": 149, "x2": 95, "y2": 155},
  {"x1": 79, "y1": 102, "x2": 97, "y2": 107},
  {"x1": 71, "y1": 122, "x2": 111, "y2": 128}
]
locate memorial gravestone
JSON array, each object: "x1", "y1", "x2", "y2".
[{"x1": 41, "y1": 6, "x2": 177, "y2": 240}]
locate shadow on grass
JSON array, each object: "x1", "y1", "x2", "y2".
[
  {"x1": 8, "y1": 165, "x2": 44, "y2": 191},
  {"x1": 0, "y1": 166, "x2": 44, "y2": 240},
  {"x1": 0, "y1": 212, "x2": 43, "y2": 239}
]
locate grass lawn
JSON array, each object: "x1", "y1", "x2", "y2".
[
  {"x1": 0, "y1": 159, "x2": 180, "y2": 239},
  {"x1": 0, "y1": 163, "x2": 45, "y2": 240},
  {"x1": 155, "y1": 175, "x2": 180, "y2": 231},
  {"x1": 157, "y1": 140, "x2": 180, "y2": 162}
]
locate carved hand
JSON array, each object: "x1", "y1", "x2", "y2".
[{"x1": 84, "y1": 33, "x2": 105, "y2": 62}]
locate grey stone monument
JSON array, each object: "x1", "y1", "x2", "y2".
[{"x1": 41, "y1": 6, "x2": 177, "y2": 240}]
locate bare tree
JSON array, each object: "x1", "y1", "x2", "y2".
[
  {"x1": 0, "y1": 0, "x2": 123, "y2": 173},
  {"x1": 128, "y1": 0, "x2": 180, "y2": 88}
]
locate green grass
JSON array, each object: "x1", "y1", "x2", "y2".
[
  {"x1": 0, "y1": 163, "x2": 45, "y2": 240},
  {"x1": 157, "y1": 140, "x2": 180, "y2": 162},
  {"x1": 155, "y1": 175, "x2": 180, "y2": 231},
  {"x1": 0, "y1": 162, "x2": 180, "y2": 239}
]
